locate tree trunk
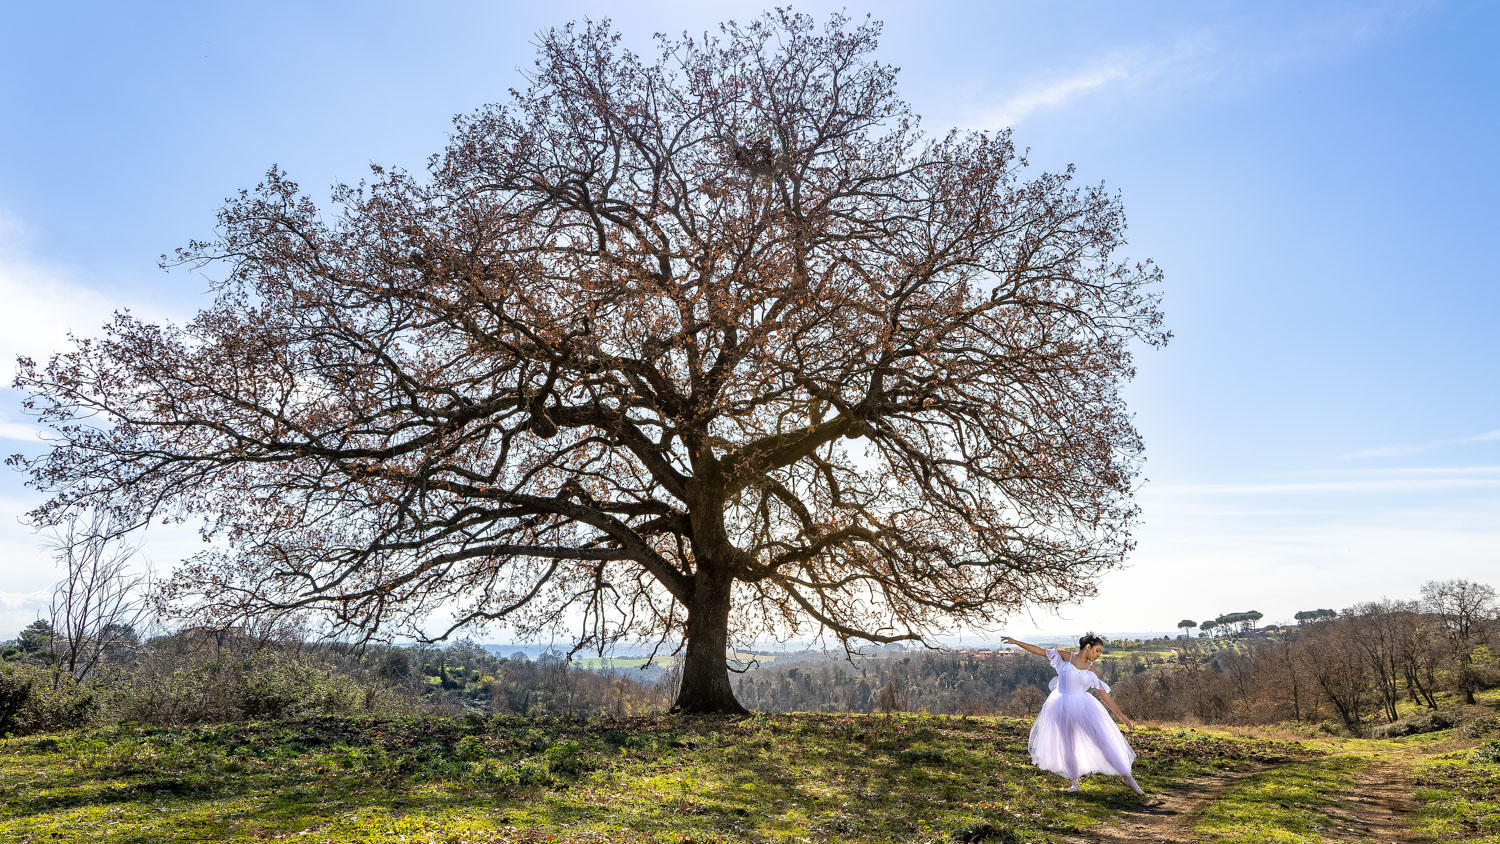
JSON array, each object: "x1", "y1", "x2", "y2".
[
  {"x1": 671, "y1": 568, "x2": 749, "y2": 715},
  {"x1": 1461, "y1": 653, "x2": 1477, "y2": 705}
]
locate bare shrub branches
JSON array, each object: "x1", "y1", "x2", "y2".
[{"x1": 47, "y1": 512, "x2": 151, "y2": 684}]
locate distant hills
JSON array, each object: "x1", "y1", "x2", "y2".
[{"x1": 481, "y1": 631, "x2": 1183, "y2": 665}]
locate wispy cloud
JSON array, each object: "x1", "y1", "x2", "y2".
[
  {"x1": 0, "y1": 416, "x2": 41, "y2": 443},
  {"x1": 1150, "y1": 464, "x2": 1500, "y2": 496},
  {"x1": 976, "y1": 64, "x2": 1131, "y2": 129},
  {"x1": 1339, "y1": 429, "x2": 1500, "y2": 460},
  {"x1": 952, "y1": 1, "x2": 1433, "y2": 132},
  {"x1": 0, "y1": 590, "x2": 52, "y2": 638},
  {"x1": 1080, "y1": 457, "x2": 1500, "y2": 631}
]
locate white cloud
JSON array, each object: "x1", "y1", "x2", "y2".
[
  {"x1": 0, "y1": 416, "x2": 41, "y2": 443},
  {"x1": 0, "y1": 589, "x2": 50, "y2": 611},
  {"x1": 0, "y1": 590, "x2": 51, "y2": 639},
  {"x1": 0, "y1": 212, "x2": 128, "y2": 373},
  {"x1": 0, "y1": 207, "x2": 195, "y2": 442},
  {"x1": 1154, "y1": 477, "x2": 1500, "y2": 496}
]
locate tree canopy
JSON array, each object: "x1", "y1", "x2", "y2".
[{"x1": 11, "y1": 11, "x2": 1166, "y2": 713}]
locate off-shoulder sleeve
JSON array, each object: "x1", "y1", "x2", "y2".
[
  {"x1": 1044, "y1": 646, "x2": 1065, "y2": 671},
  {"x1": 1089, "y1": 671, "x2": 1111, "y2": 693}
]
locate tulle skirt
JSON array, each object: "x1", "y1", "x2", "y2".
[{"x1": 1028, "y1": 690, "x2": 1137, "y2": 779}]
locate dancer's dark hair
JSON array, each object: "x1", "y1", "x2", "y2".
[{"x1": 1079, "y1": 632, "x2": 1105, "y2": 649}]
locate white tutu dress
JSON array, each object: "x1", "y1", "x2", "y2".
[{"x1": 1028, "y1": 647, "x2": 1137, "y2": 780}]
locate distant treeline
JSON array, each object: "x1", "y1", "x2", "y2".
[
  {"x1": 1117, "y1": 579, "x2": 1498, "y2": 736},
  {"x1": 5, "y1": 577, "x2": 1493, "y2": 738},
  {"x1": 732, "y1": 648, "x2": 1170, "y2": 716}
]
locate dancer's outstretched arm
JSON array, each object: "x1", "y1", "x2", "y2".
[
  {"x1": 1094, "y1": 689, "x2": 1136, "y2": 729},
  {"x1": 1001, "y1": 636, "x2": 1070, "y2": 661}
]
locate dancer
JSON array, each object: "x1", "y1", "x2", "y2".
[{"x1": 1001, "y1": 633, "x2": 1145, "y2": 795}]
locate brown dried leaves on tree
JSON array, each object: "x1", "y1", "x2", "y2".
[{"x1": 11, "y1": 12, "x2": 1167, "y2": 713}]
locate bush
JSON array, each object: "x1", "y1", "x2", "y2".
[
  {"x1": 1472, "y1": 739, "x2": 1500, "y2": 765},
  {"x1": 0, "y1": 663, "x2": 97, "y2": 735},
  {"x1": 112, "y1": 652, "x2": 371, "y2": 725},
  {"x1": 1372, "y1": 709, "x2": 1460, "y2": 739},
  {"x1": 542, "y1": 738, "x2": 583, "y2": 776},
  {"x1": 455, "y1": 734, "x2": 488, "y2": 761},
  {"x1": 0, "y1": 664, "x2": 30, "y2": 734},
  {"x1": 1461, "y1": 713, "x2": 1500, "y2": 738}
]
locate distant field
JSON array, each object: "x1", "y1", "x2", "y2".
[
  {"x1": 1096, "y1": 649, "x2": 1176, "y2": 661},
  {"x1": 570, "y1": 655, "x2": 677, "y2": 670},
  {"x1": 571, "y1": 651, "x2": 774, "y2": 670}
]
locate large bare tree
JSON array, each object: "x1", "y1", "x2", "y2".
[{"x1": 11, "y1": 12, "x2": 1166, "y2": 713}]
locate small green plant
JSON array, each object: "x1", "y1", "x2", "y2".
[
  {"x1": 1473, "y1": 739, "x2": 1500, "y2": 764},
  {"x1": 542, "y1": 738, "x2": 583, "y2": 776},
  {"x1": 455, "y1": 734, "x2": 487, "y2": 761}
]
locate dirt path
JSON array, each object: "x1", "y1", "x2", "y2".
[
  {"x1": 1061, "y1": 758, "x2": 1421, "y2": 843},
  {"x1": 1315, "y1": 760, "x2": 1421, "y2": 842},
  {"x1": 1059, "y1": 766, "x2": 1268, "y2": 844}
]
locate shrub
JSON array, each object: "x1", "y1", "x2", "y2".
[
  {"x1": 1472, "y1": 739, "x2": 1500, "y2": 765},
  {"x1": 455, "y1": 734, "x2": 488, "y2": 761},
  {"x1": 0, "y1": 663, "x2": 97, "y2": 735},
  {"x1": 1460, "y1": 713, "x2": 1500, "y2": 738},
  {"x1": 1372, "y1": 709, "x2": 1459, "y2": 739},
  {"x1": 111, "y1": 652, "x2": 370, "y2": 725},
  {"x1": 0, "y1": 664, "x2": 33, "y2": 734},
  {"x1": 542, "y1": 739, "x2": 583, "y2": 776}
]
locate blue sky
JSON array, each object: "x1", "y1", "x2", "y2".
[{"x1": 1, "y1": 0, "x2": 1495, "y2": 642}]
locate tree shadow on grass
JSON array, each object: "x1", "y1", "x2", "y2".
[
  {"x1": 542, "y1": 714, "x2": 1096, "y2": 842},
  {"x1": 1, "y1": 714, "x2": 1309, "y2": 844},
  {"x1": 2, "y1": 777, "x2": 538, "y2": 844}
]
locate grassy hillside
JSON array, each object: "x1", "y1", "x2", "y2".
[
  {"x1": 1, "y1": 710, "x2": 1494, "y2": 843},
  {"x1": 1, "y1": 713, "x2": 1304, "y2": 843}
]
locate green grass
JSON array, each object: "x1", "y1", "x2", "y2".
[
  {"x1": 1192, "y1": 755, "x2": 1368, "y2": 843},
  {"x1": 1410, "y1": 740, "x2": 1500, "y2": 843},
  {"x1": 1188, "y1": 687, "x2": 1500, "y2": 844},
  {"x1": 0, "y1": 714, "x2": 1304, "y2": 843},
  {"x1": 1095, "y1": 649, "x2": 1175, "y2": 662},
  {"x1": 1396, "y1": 686, "x2": 1500, "y2": 843},
  {"x1": 570, "y1": 655, "x2": 678, "y2": 670}
]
